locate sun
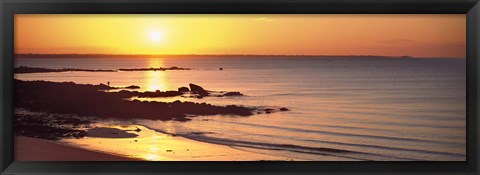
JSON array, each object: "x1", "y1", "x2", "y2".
[{"x1": 149, "y1": 31, "x2": 163, "y2": 43}]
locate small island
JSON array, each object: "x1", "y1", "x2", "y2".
[{"x1": 14, "y1": 66, "x2": 192, "y2": 74}]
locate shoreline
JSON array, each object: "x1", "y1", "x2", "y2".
[
  {"x1": 61, "y1": 124, "x2": 295, "y2": 161},
  {"x1": 15, "y1": 136, "x2": 140, "y2": 161},
  {"x1": 16, "y1": 124, "x2": 295, "y2": 161}
]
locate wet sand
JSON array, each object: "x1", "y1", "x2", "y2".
[
  {"x1": 16, "y1": 125, "x2": 294, "y2": 161},
  {"x1": 15, "y1": 136, "x2": 140, "y2": 161},
  {"x1": 63, "y1": 124, "x2": 294, "y2": 161}
]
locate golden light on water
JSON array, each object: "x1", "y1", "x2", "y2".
[
  {"x1": 144, "y1": 154, "x2": 161, "y2": 161},
  {"x1": 145, "y1": 58, "x2": 169, "y2": 91},
  {"x1": 143, "y1": 144, "x2": 162, "y2": 160},
  {"x1": 62, "y1": 125, "x2": 287, "y2": 161}
]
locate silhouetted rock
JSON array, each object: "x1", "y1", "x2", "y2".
[
  {"x1": 125, "y1": 85, "x2": 140, "y2": 89},
  {"x1": 136, "y1": 90, "x2": 183, "y2": 98},
  {"x1": 264, "y1": 108, "x2": 274, "y2": 114},
  {"x1": 14, "y1": 80, "x2": 260, "y2": 121},
  {"x1": 14, "y1": 66, "x2": 191, "y2": 74},
  {"x1": 14, "y1": 66, "x2": 115, "y2": 74},
  {"x1": 173, "y1": 117, "x2": 192, "y2": 122},
  {"x1": 14, "y1": 113, "x2": 90, "y2": 140},
  {"x1": 178, "y1": 87, "x2": 189, "y2": 93},
  {"x1": 280, "y1": 107, "x2": 289, "y2": 111},
  {"x1": 225, "y1": 105, "x2": 253, "y2": 116},
  {"x1": 119, "y1": 67, "x2": 190, "y2": 71},
  {"x1": 86, "y1": 127, "x2": 138, "y2": 138},
  {"x1": 189, "y1": 83, "x2": 209, "y2": 96},
  {"x1": 223, "y1": 92, "x2": 244, "y2": 96},
  {"x1": 109, "y1": 89, "x2": 183, "y2": 98}
]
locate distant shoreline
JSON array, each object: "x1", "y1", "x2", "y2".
[
  {"x1": 14, "y1": 53, "x2": 465, "y2": 59},
  {"x1": 14, "y1": 66, "x2": 191, "y2": 74},
  {"x1": 14, "y1": 53, "x2": 440, "y2": 59}
]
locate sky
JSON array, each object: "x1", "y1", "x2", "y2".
[{"x1": 15, "y1": 14, "x2": 466, "y2": 58}]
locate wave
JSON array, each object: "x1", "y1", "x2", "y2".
[
  {"x1": 139, "y1": 124, "x2": 437, "y2": 161},
  {"x1": 172, "y1": 132, "x2": 423, "y2": 161},
  {"x1": 215, "y1": 121, "x2": 464, "y2": 146}
]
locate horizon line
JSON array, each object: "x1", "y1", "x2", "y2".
[{"x1": 14, "y1": 53, "x2": 465, "y2": 59}]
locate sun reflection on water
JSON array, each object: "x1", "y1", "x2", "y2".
[
  {"x1": 145, "y1": 58, "x2": 170, "y2": 91},
  {"x1": 144, "y1": 154, "x2": 161, "y2": 161}
]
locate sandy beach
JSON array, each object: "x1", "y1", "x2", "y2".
[
  {"x1": 15, "y1": 124, "x2": 294, "y2": 161},
  {"x1": 15, "y1": 136, "x2": 139, "y2": 161},
  {"x1": 61, "y1": 124, "x2": 294, "y2": 161}
]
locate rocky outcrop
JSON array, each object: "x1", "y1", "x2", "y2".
[
  {"x1": 189, "y1": 83, "x2": 209, "y2": 96},
  {"x1": 124, "y1": 85, "x2": 140, "y2": 89},
  {"x1": 223, "y1": 92, "x2": 244, "y2": 96},
  {"x1": 14, "y1": 80, "x2": 258, "y2": 121},
  {"x1": 178, "y1": 87, "x2": 189, "y2": 93}
]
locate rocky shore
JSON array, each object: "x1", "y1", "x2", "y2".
[{"x1": 15, "y1": 80, "x2": 288, "y2": 122}]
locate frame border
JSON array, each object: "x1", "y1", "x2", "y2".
[{"x1": 1, "y1": 0, "x2": 479, "y2": 174}]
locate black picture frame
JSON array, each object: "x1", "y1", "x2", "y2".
[{"x1": 1, "y1": 0, "x2": 479, "y2": 174}]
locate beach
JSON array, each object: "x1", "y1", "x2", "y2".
[
  {"x1": 11, "y1": 14, "x2": 468, "y2": 162},
  {"x1": 15, "y1": 136, "x2": 138, "y2": 161},
  {"x1": 16, "y1": 124, "x2": 294, "y2": 161},
  {"x1": 13, "y1": 57, "x2": 467, "y2": 161}
]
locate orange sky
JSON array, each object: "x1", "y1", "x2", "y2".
[{"x1": 15, "y1": 14, "x2": 466, "y2": 58}]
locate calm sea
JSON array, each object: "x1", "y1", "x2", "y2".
[{"x1": 14, "y1": 57, "x2": 466, "y2": 161}]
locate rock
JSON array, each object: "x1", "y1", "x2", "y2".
[
  {"x1": 226, "y1": 105, "x2": 253, "y2": 116},
  {"x1": 189, "y1": 83, "x2": 209, "y2": 96},
  {"x1": 98, "y1": 83, "x2": 113, "y2": 90},
  {"x1": 178, "y1": 87, "x2": 189, "y2": 93},
  {"x1": 189, "y1": 83, "x2": 205, "y2": 92},
  {"x1": 264, "y1": 108, "x2": 274, "y2": 114},
  {"x1": 125, "y1": 85, "x2": 140, "y2": 89},
  {"x1": 223, "y1": 92, "x2": 244, "y2": 96},
  {"x1": 174, "y1": 117, "x2": 192, "y2": 122},
  {"x1": 134, "y1": 127, "x2": 141, "y2": 132},
  {"x1": 15, "y1": 80, "x2": 259, "y2": 123},
  {"x1": 280, "y1": 107, "x2": 289, "y2": 111},
  {"x1": 219, "y1": 68, "x2": 223, "y2": 70}
]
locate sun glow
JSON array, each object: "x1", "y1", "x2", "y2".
[
  {"x1": 149, "y1": 31, "x2": 163, "y2": 43},
  {"x1": 15, "y1": 14, "x2": 466, "y2": 58}
]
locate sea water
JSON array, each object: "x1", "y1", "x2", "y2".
[{"x1": 15, "y1": 57, "x2": 466, "y2": 161}]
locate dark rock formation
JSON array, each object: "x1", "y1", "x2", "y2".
[
  {"x1": 223, "y1": 92, "x2": 244, "y2": 96},
  {"x1": 14, "y1": 80, "x2": 257, "y2": 121},
  {"x1": 119, "y1": 67, "x2": 190, "y2": 71},
  {"x1": 14, "y1": 66, "x2": 115, "y2": 74},
  {"x1": 189, "y1": 83, "x2": 209, "y2": 96},
  {"x1": 178, "y1": 87, "x2": 189, "y2": 93},
  {"x1": 125, "y1": 85, "x2": 140, "y2": 89},
  {"x1": 14, "y1": 66, "x2": 190, "y2": 74},
  {"x1": 14, "y1": 113, "x2": 90, "y2": 140}
]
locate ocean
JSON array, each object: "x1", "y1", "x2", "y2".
[{"x1": 14, "y1": 57, "x2": 466, "y2": 161}]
